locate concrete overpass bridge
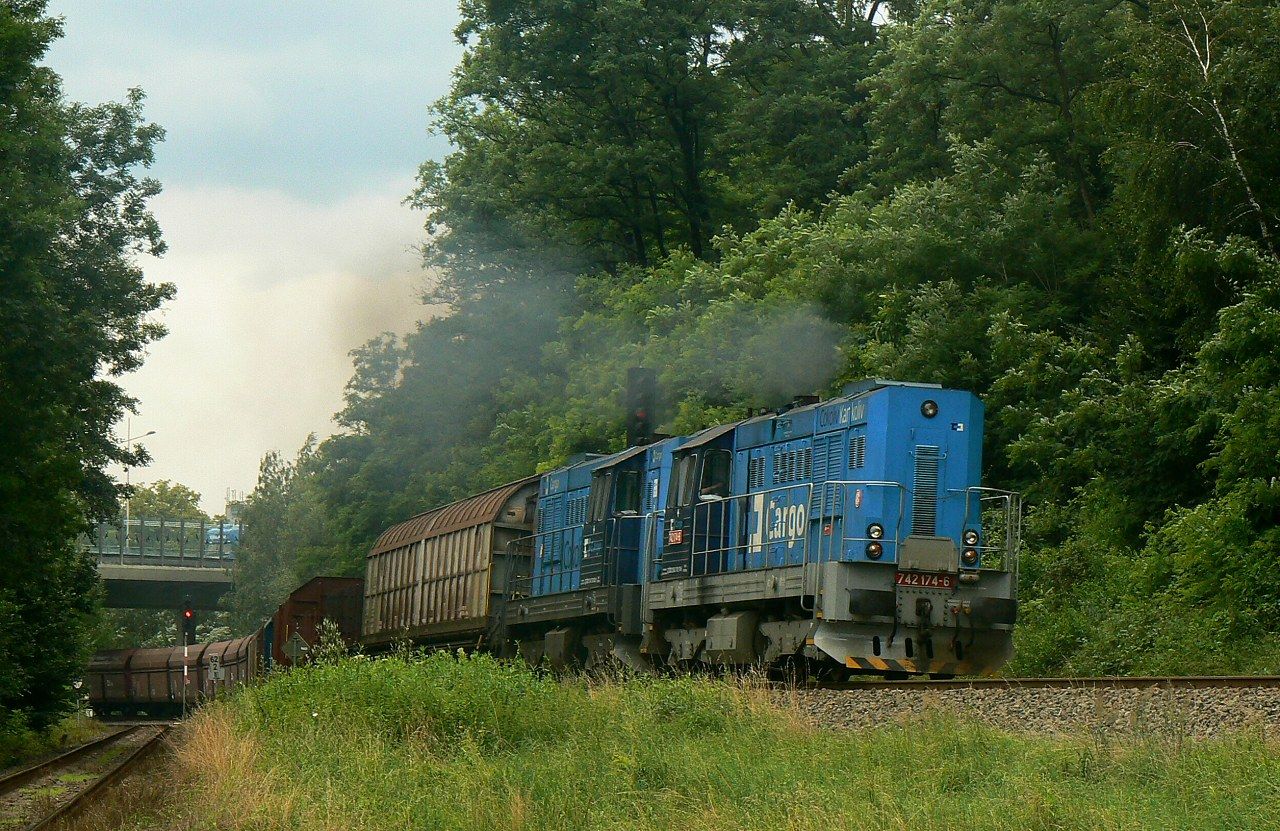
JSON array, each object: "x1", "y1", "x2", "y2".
[{"x1": 85, "y1": 518, "x2": 239, "y2": 610}]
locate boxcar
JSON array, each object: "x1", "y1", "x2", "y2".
[
  {"x1": 362, "y1": 478, "x2": 537, "y2": 649},
  {"x1": 268, "y1": 576, "x2": 364, "y2": 667}
]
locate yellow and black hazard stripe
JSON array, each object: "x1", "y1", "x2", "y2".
[{"x1": 844, "y1": 656, "x2": 981, "y2": 676}]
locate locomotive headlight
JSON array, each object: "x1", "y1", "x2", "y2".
[
  {"x1": 866, "y1": 541, "x2": 884, "y2": 560},
  {"x1": 962, "y1": 529, "x2": 980, "y2": 546},
  {"x1": 961, "y1": 547, "x2": 979, "y2": 566},
  {"x1": 921, "y1": 399, "x2": 939, "y2": 418},
  {"x1": 867, "y1": 523, "x2": 884, "y2": 540}
]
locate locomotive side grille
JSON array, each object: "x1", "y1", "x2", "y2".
[
  {"x1": 912, "y1": 446, "x2": 940, "y2": 535},
  {"x1": 537, "y1": 496, "x2": 560, "y2": 534},
  {"x1": 567, "y1": 496, "x2": 587, "y2": 526},
  {"x1": 748, "y1": 456, "x2": 766, "y2": 490},
  {"x1": 772, "y1": 447, "x2": 813, "y2": 485},
  {"x1": 849, "y1": 434, "x2": 866, "y2": 469},
  {"x1": 643, "y1": 477, "x2": 658, "y2": 513},
  {"x1": 810, "y1": 436, "x2": 841, "y2": 515}
]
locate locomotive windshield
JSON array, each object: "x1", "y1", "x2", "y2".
[
  {"x1": 589, "y1": 468, "x2": 642, "y2": 522},
  {"x1": 669, "y1": 454, "x2": 698, "y2": 509}
]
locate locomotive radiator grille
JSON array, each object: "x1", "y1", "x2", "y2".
[
  {"x1": 849, "y1": 434, "x2": 866, "y2": 469},
  {"x1": 912, "y1": 445, "x2": 940, "y2": 535}
]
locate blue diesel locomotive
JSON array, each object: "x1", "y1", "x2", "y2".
[{"x1": 500, "y1": 379, "x2": 1019, "y2": 678}]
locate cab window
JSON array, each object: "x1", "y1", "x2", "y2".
[
  {"x1": 615, "y1": 470, "x2": 641, "y2": 514},
  {"x1": 668, "y1": 454, "x2": 698, "y2": 509},
  {"x1": 588, "y1": 471, "x2": 613, "y2": 523},
  {"x1": 699, "y1": 449, "x2": 731, "y2": 499}
]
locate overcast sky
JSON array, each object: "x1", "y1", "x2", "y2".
[{"x1": 46, "y1": 2, "x2": 463, "y2": 513}]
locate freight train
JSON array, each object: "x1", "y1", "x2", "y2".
[
  {"x1": 364, "y1": 378, "x2": 1020, "y2": 678},
  {"x1": 88, "y1": 577, "x2": 363, "y2": 716},
  {"x1": 87, "y1": 378, "x2": 1021, "y2": 713}
]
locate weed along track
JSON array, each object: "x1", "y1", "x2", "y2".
[{"x1": 0, "y1": 724, "x2": 170, "y2": 830}]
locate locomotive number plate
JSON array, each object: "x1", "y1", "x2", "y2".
[{"x1": 895, "y1": 571, "x2": 956, "y2": 590}]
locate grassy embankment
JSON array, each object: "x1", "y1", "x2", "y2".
[
  {"x1": 0, "y1": 713, "x2": 109, "y2": 771},
  {"x1": 168, "y1": 653, "x2": 1279, "y2": 831}
]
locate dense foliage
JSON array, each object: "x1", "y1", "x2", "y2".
[
  {"x1": 233, "y1": 0, "x2": 1280, "y2": 674},
  {"x1": 0, "y1": 1, "x2": 169, "y2": 730}
]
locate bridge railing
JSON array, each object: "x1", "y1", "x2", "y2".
[{"x1": 83, "y1": 517, "x2": 243, "y2": 567}]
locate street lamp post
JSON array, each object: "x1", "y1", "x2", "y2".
[{"x1": 121, "y1": 418, "x2": 156, "y2": 560}]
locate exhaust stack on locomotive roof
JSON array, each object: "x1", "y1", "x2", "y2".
[{"x1": 625, "y1": 366, "x2": 657, "y2": 447}]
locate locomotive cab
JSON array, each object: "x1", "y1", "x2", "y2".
[
  {"x1": 508, "y1": 445, "x2": 661, "y2": 670},
  {"x1": 581, "y1": 456, "x2": 646, "y2": 589},
  {"x1": 659, "y1": 426, "x2": 737, "y2": 580}
]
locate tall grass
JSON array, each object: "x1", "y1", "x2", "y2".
[
  {"x1": 0, "y1": 712, "x2": 109, "y2": 770},
  {"x1": 174, "y1": 653, "x2": 1280, "y2": 831}
]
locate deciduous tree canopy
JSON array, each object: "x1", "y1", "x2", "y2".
[
  {"x1": 233, "y1": 0, "x2": 1280, "y2": 674},
  {"x1": 0, "y1": 1, "x2": 169, "y2": 730}
]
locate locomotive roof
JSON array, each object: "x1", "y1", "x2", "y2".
[
  {"x1": 369, "y1": 475, "x2": 538, "y2": 556},
  {"x1": 676, "y1": 420, "x2": 743, "y2": 451}
]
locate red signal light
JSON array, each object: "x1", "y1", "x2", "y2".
[{"x1": 183, "y1": 609, "x2": 193, "y2": 619}]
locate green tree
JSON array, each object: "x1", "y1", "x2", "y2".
[
  {"x1": 0, "y1": 2, "x2": 169, "y2": 730},
  {"x1": 124, "y1": 479, "x2": 208, "y2": 521},
  {"x1": 228, "y1": 439, "x2": 343, "y2": 632}
]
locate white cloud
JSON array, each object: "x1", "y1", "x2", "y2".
[{"x1": 118, "y1": 179, "x2": 444, "y2": 513}]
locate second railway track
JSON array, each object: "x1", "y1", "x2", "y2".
[{"x1": 0, "y1": 724, "x2": 171, "y2": 831}]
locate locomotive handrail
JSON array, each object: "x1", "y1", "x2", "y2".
[
  {"x1": 681, "y1": 482, "x2": 814, "y2": 582},
  {"x1": 503, "y1": 524, "x2": 586, "y2": 600},
  {"x1": 953, "y1": 486, "x2": 1022, "y2": 592},
  {"x1": 804, "y1": 480, "x2": 908, "y2": 614},
  {"x1": 504, "y1": 514, "x2": 653, "y2": 607},
  {"x1": 810, "y1": 480, "x2": 909, "y2": 564}
]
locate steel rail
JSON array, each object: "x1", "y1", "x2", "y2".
[
  {"x1": 23, "y1": 725, "x2": 170, "y2": 831},
  {"x1": 0, "y1": 726, "x2": 140, "y2": 796},
  {"x1": 807, "y1": 675, "x2": 1280, "y2": 691}
]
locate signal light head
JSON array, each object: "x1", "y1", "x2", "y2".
[
  {"x1": 865, "y1": 541, "x2": 884, "y2": 560},
  {"x1": 867, "y1": 523, "x2": 884, "y2": 540},
  {"x1": 182, "y1": 609, "x2": 193, "y2": 619},
  {"x1": 921, "y1": 400, "x2": 939, "y2": 418},
  {"x1": 961, "y1": 548, "x2": 979, "y2": 566},
  {"x1": 962, "y1": 529, "x2": 980, "y2": 546}
]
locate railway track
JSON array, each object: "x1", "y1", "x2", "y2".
[
  {"x1": 816, "y1": 674, "x2": 1280, "y2": 691},
  {"x1": 0, "y1": 723, "x2": 171, "y2": 830},
  {"x1": 789, "y1": 675, "x2": 1280, "y2": 737}
]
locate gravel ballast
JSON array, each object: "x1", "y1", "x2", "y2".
[{"x1": 784, "y1": 685, "x2": 1280, "y2": 738}]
